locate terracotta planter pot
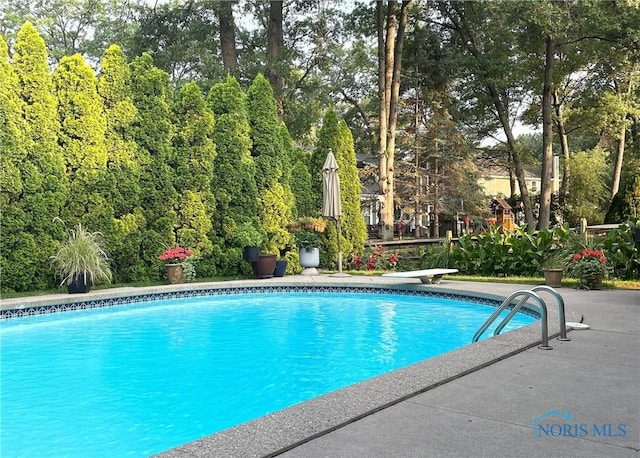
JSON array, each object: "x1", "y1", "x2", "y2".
[{"x1": 166, "y1": 264, "x2": 184, "y2": 284}]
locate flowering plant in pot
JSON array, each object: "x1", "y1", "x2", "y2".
[
  {"x1": 567, "y1": 248, "x2": 608, "y2": 289},
  {"x1": 50, "y1": 222, "x2": 112, "y2": 293},
  {"x1": 159, "y1": 247, "x2": 193, "y2": 284}
]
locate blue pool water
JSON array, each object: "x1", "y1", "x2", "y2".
[{"x1": 0, "y1": 291, "x2": 536, "y2": 457}]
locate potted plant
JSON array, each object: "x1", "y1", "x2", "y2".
[
  {"x1": 254, "y1": 252, "x2": 278, "y2": 278},
  {"x1": 50, "y1": 222, "x2": 112, "y2": 293},
  {"x1": 542, "y1": 251, "x2": 566, "y2": 288},
  {"x1": 236, "y1": 222, "x2": 265, "y2": 262},
  {"x1": 567, "y1": 248, "x2": 608, "y2": 289},
  {"x1": 295, "y1": 229, "x2": 323, "y2": 269},
  {"x1": 273, "y1": 259, "x2": 287, "y2": 277},
  {"x1": 159, "y1": 247, "x2": 193, "y2": 284},
  {"x1": 298, "y1": 216, "x2": 327, "y2": 233}
]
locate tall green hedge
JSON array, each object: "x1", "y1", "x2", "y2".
[
  {"x1": 206, "y1": 76, "x2": 257, "y2": 275},
  {"x1": 129, "y1": 53, "x2": 178, "y2": 280},
  {"x1": 8, "y1": 24, "x2": 67, "y2": 291},
  {"x1": 172, "y1": 82, "x2": 215, "y2": 258},
  {"x1": 98, "y1": 44, "x2": 145, "y2": 282},
  {"x1": 0, "y1": 25, "x2": 368, "y2": 291}
]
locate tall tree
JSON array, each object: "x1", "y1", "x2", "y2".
[
  {"x1": 206, "y1": 75, "x2": 258, "y2": 274},
  {"x1": 267, "y1": 0, "x2": 284, "y2": 119},
  {"x1": 217, "y1": 0, "x2": 238, "y2": 76},
  {"x1": 0, "y1": 35, "x2": 32, "y2": 292},
  {"x1": 335, "y1": 120, "x2": 367, "y2": 262},
  {"x1": 377, "y1": 0, "x2": 410, "y2": 240},
  {"x1": 434, "y1": 1, "x2": 536, "y2": 228},
  {"x1": 129, "y1": 53, "x2": 177, "y2": 279},
  {"x1": 172, "y1": 81, "x2": 216, "y2": 258},
  {"x1": 247, "y1": 72, "x2": 294, "y2": 254},
  {"x1": 11, "y1": 22, "x2": 67, "y2": 290},
  {"x1": 97, "y1": 43, "x2": 145, "y2": 282}
]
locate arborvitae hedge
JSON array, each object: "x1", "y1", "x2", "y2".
[
  {"x1": 247, "y1": 73, "x2": 294, "y2": 254},
  {"x1": 0, "y1": 35, "x2": 33, "y2": 292},
  {"x1": 129, "y1": 53, "x2": 178, "y2": 280},
  {"x1": 54, "y1": 54, "x2": 113, "y2": 236},
  {"x1": 9, "y1": 23, "x2": 67, "y2": 291},
  {"x1": 98, "y1": 44, "x2": 145, "y2": 282},
  {"x1": 172, "y1": 82, "x2": 215, "y2": 258},
  {"x1": 0, "y1": 25, "x2": 369, "y2": 291},
  {"x1": 206, "y1": 76, "x2": 257, "y2": 275}
]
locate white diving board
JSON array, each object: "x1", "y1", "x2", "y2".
[{"x1": 382, "y1": 268, "x2": 459, "y2": 284}]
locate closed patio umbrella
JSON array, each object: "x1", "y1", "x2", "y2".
[{"x1": 322, "y1": 149, "x2": 344, "y2": 273}]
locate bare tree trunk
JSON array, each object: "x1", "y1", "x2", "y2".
[
  {"x1": 611, "y1": 125, "x2": 626, "y2": 198},
  {"x1": 217, "y1": 1, "x2": 238, "y2": 76},
  {"x1": 488, "y1": 84, "x2": 535, "y2": 227},
  {"x1": 377, "y1": 1, "x2": 391, "y2": 240},
  {"x1": 267, "y1": 0, "x2": 284, "y2": 120},
  {"x1": 538, "y1": 35, "x2": 555, "y2": 230},
  {"x1": 377, "y1": 1, "x2": 410, "y2": 241},
  {"x1": 379, "y1": 1, "x2": 397, "y2": 241},
  {"x1": 553, "y1": 88, "x2": 570, "y2": 199},
  {"x1": 508, "y1": 156, "x2": 516, "y2": 198}
]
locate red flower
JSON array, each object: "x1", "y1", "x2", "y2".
[{"x1": 159, "y1": 247, "x2": 193, "y2": 263}]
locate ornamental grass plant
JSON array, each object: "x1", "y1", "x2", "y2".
[{"x1": 50, "y1": 223, "x2": 112, "y2": 286}]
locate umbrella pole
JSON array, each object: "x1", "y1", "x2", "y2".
[{"x1": 336, "y1": 219, "x2": 342, "y2": 273}]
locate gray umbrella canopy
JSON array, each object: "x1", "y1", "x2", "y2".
[{"x1": 322, "y1": 150, "x2": 343, "y2": 272}]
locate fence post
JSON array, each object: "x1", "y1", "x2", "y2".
[
  {"x1": 445, "y1": 230, "x2": 453, "y2": 252},
  {"x1": 578, "y1": 218, "x2": 588, "y2": 243}
]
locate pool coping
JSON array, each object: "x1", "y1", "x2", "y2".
[{"x1": 0, "y1": 276, "x2": 576, "y2": 458}]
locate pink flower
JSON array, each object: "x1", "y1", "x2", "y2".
[{"x1": 159, "y1": 247, "x2": 193, "y2": 263}]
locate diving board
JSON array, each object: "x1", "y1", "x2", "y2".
[{"x1": 382, "y1": 268, "x2": 459, "y2": 284}]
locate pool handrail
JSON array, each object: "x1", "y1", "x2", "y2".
[
  {"x1": 530, "y1": 285, "x2": 569, "y2": 341},
  {"x1": 472, "y1": 289, "x2": 552, "y2": 350}
]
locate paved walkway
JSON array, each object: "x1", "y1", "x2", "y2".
[{"x1": 278, "y1": 285, "x2": 639, "y2": 457}]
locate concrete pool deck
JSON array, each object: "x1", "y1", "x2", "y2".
[{"x1": 2, "y1": 276, "x2": 638, "y2": 457}]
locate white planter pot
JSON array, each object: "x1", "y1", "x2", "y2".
[{"x1": 299, "y1": 247, "x2": 320, "y2": 268}]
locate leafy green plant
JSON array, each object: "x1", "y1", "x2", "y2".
[
  {"x1": 50, "y1": 223, "x2": 112, "y2": 286},
  {"x1": 235, "y1": 222, "x2": 266, "y2": 247},
  {"x1": 602, "y1": 217, "x2": 640, "y2": 280},
  {"x1": 452, "y1": 224, "x2": 572, "y2": 276},
  {"x1": 420, "y1": 242, "x2": 453, "y2": 269},
  {"x1": 543, "y1": 250, "x2": 566, "y2": 270},
  {"x1": 295, "y1": 229, "x2": 323, "y2": 250}
]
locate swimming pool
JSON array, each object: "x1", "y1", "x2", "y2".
[{"x1": 0, "y1": 286, "x2": 538, "y2": 457}]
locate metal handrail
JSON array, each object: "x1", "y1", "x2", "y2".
[
  {"x1": 472, "y1": 290, "x2": 552, "y2": 350},
  {"x1": 531, "y1": 285, "x2": 569, "y2": 341}
]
